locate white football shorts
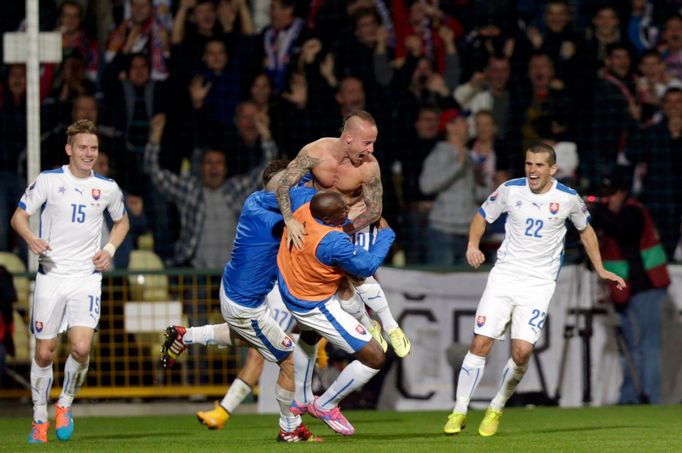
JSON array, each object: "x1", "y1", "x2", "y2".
[
  {"x1": 31, "y1": 272, "x2": 103, "y2": 339},
  {"x1": 288, "y1": 294, "x2": 371, "y2": 354},
  {"x1": 351, "y1": 224, "x2": 379, "y2": 285},
  {"x1": 220, "y1": 282, "x2": 294, "y2": 363},
  {"x1": 473, "y1": 267, "x2": 555, "y2": 344}
]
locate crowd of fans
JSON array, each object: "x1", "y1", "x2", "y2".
[{"x1": 1, "y1": 0, "x2": 681, "y2": 268}]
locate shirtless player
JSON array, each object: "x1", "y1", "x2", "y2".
[{"x1": 275, "y1": 110, "x2": 410, "y2": 357}]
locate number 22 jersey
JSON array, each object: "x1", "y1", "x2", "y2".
[{"x1": 479, "y1": 178, "x2": 590, "y2": 281}]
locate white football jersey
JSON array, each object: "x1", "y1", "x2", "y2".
[
  {"x1": 479, "y1": 178, "x2": 590, "y2": 281},
  {"x1": 19, "y1": 165, "x2": 125, "y2": 277}
]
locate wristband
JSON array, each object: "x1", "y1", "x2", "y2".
[{"x1": 103, "y1": 243, "x2": 117, "y2": 258}]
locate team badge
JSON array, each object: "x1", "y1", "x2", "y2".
[
  {"x1": 35, "y1": 321, "x2": 43, "y2": 333},
  {"x1": 476, "y1": 316, "x2": 486, "y2": 327},
  {"x1": 92, "y1": 188, "x2": 101, "y2": 200},
  {"x1": 549, "y1": 202, "x2": 560, "y2": 215},
  {"x1": 489, "y1": 191, "x2": 498, "y2": 202},
  {"x1": 356, "y1": 324, "x2": 367, "y2": 335},
  {"x1": 281, "y1": 336, "x2": 293, "y2": 348}
]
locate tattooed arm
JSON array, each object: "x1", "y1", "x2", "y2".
[
  {"x1": 276, "y1": 146, "x2": 321, "y2": 248},
  {"x1": 344, "y1": 164, "x2": 383, "y2": 235}
]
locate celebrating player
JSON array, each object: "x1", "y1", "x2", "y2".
[
  {"x1": 443, "y1": 143, "x2": 626, "y2": 437},
  {"x1": 11, "y1": 119, "x2": 130, "y2": 444},
  {"x1": 275, "y1": 110, "x2": 411, "y2": 357},
  {"x1": 278, "y1": 191, "x2": 395, "y2": 436},
  {"x1": 161, "y1": 160, "x2": 322, "y2": 442}
]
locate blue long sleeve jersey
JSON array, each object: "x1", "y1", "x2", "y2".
[{"x1": 222, "y1": 187, "x2": 316, "y2": 307}]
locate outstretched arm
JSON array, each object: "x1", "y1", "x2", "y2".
[
  {"x1": 345, "y1": 171, "x2": 383, "y2": 235},
  {"x1": 580, "y1": 224, "x2": 626, "y2": 290},
  {"x1": 276, "y1": 147, "x2": 320, "y2": 248}
]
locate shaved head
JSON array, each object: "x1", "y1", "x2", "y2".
[{"x1": 310, "y1": 191, "x2": 348, "y2": 226}]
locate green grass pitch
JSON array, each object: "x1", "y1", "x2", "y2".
[{"x1": 3, "y1": 405, "x2": 681, "y2": 452}]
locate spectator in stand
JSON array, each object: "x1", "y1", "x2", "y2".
[
  {"x1": 588, "y1": 43, "x2": 639, "y2": 192},
  {"x1": 170, "y1": 0, "x2": 255, "y2": 82},
  {"x1": 56, "y1": 1, "x2": 99, "y2": 82},
  {"x1": 94, "y1": 150, "x2": 149, "y2": 269},
  {"x1": 627, "y1": 0, "x2": 660, "y2": 53},
  {"x1": 661, "y1": 14, "x2": 682, "y2": 81},
  {"x1": 0, "y1": 64, "x2": 28, "y2": 251},
  {"x1": 390, "y1": 0, "x2": 463, "y2": 75},
  {"x1": 626, "y1": 87, "x2": 682, "y2": 258},
  {"x1": 105, "y1": 0, "x2": 170, "y2": 81},
  {"x1": 591, "y1": 173, "x2": 670, "y2": 405},
  {"x1": 101, "y1": 52, "x2": 166, "y2": 190},
  {"x1": 254, "y1": 0, "x2": 310, "y2": 93},
  {"x1": 222, "y1": 101, "x2": 279, "y2": 176},
  {"x1": 458, "y1": 14, "x2": 515, "y2": 82},
  {"x1": 583, "y1": 5, "x2": 623, "y2": 78},
  {"x1": 468, "y1": 110, "x2": 511, "y2": 200},
  {"x1": 636, "y1": 50, "x2": 682, "y2": 126},
  {"x1": 454, "y1": 55, "x2": 512, "y2": 136},
  {"x1": 520, "y1": 0, "x2": 583, "y2": 90},
  {"x1": 419, "y1": 109, "x2": 477, "y2": 266},
  {"x1": 396, "y1": 105, "x2": 441, "y2": 264},
  {"x1": 43, "y1": 53, "x2": 97, "y2": 130},
  {"x1": 144, "y1": 113, "x2": 277, "y2": 268},
  {"x1": 508, "y1": 52, "x2": 570, "y2": 159},
  {"x1": 190, "y1": 38, "x2": 245, "y2": 135}
]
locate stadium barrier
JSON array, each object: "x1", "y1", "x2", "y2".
[{"x1": 2, "y1": 265, "x2": 682, "y2": 407}]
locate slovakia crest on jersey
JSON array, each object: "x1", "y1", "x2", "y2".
[
  {"x1": 281, "y1": 336, "x2": 293, "y2": 348},
  {"x1": 356, "y1": 324, "x2": 367, "y2": 335},
  {"x1": 476, "y1": 316, "x2": 486, "y2": 327},
  {"x1": 92, "y1": 188, "x2": 101, "y2": 200},
  {"x1": 489, "y1": 191, "x2": 498, "y2": 202},
  {"x1": 35, "y1": 321, "x2": 43, "y2": 333},
  {"x1": 549, "y1": 202, "x2": 560, "y2": 215}
]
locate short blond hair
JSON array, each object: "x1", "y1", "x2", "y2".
[{"x1": 66, "y1": 119, "x2": 98, "y2": 145}]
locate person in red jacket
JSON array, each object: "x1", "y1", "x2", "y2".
[{"x1": 591, "y1": 173, "x2": 670, "y2": 404}]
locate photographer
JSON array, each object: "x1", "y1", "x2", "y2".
[{"x1": 591, "y1": 174, "x2": 671, "y2": 404}]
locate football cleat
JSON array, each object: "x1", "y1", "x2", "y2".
[
  {"x1": 443, "y1": 411, "x2": 466, "y2": 435},
  {"x1": 290, "y1": 400, "x2": 308, "y2": 416},
  {"x1": 368, "y1": 320, "x2": 388, "y2": 352},
  {"x1": 478, "y1": 407, "x2": 503, "y2": 437},
  {"x1": 55, "y1": 404, "x2": 74, "y2": 441},
  {"x1": 27, "y1": 421, "x2": 49, "y2": 444},
  {"x1": 276, "y1": 422, "x2": 323, "y2": 442},
  {"x1": 387, "y1": 327, "x2": 411, "y2": 357},
  {"x1": 307, "y1": 396, "x2": 355, "y2": 436},
  {"x1": 196, "y1": 401, "x2": 230, "y2": 430},
  {"x1": 161, "y1": 325, "x2": 188, "y2": 368}
]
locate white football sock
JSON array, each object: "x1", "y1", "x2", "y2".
[
  {"x1": 339, "y1": 291, "x2": 373, "y2": 329},
  {"x1": 31, "y1": 359, "x2": 53, "y2": 423},
  {"x1": 454, "y1": 352, "x2": 486, "y2": 414},
  {"x1": 293, "y1": 338, "x2": 317, "y2": 405},
  {"x1": 275, "y1": 384, "x2": 302, "y2": 432},
  {"x1": 221, "y1": 378, "x2": 251, "y2": 414},
  {"x1": 356, "y1": 279, "x2": 399, "y2": 331},
  {"x1": 317, "y1": 360, "x2": 379, "y2": 410},
  {"x1": 183, "y1": 324, "x2": 230, "y2": 346},
  {"x1": 57, "y1": 355, "x2": 89, "y2": 408},
  {"x1": 490, "y1": 357, "x2": 529, "y2": 411}
]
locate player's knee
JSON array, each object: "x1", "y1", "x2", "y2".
[
  {"x1": 511, "y1": 346, "x2": 533, "y2": 366},
  {"x1": 357, "y1": 340, "x2": 385, "y2": 369},
  {"x1": 70, "y1": 342, "x2": 91, "y2": 363},
  {"x1": 34, "y1": 349, "x2": 55, "y2": 367}
]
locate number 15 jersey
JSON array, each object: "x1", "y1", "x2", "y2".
[
  {"x1": 18, "y1": 166, "x2": 126, "y2": 277},
  {"x1": 479, "y1": 178, "x2": 590, "y2": 282}
]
